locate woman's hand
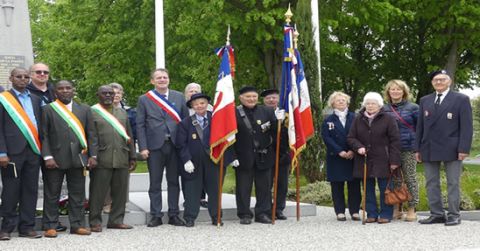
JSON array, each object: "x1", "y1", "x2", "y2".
[{"x1": 357, "y1": 147, "x2": 366, "y2": 155}]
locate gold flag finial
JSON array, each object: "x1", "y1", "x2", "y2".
[
  {"x1": 285, "y1": 3, "x2": 293, "y2": 24},
  {"x1": 293, "y1": 24, "x2": 299, "y2": 49},
  {"x1": 226, "y1": 25, "x2": 231, "y2": 46}
]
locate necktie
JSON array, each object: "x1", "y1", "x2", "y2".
[{"x1": 435, "y1": 93, "x2": 443, "y2": 106}]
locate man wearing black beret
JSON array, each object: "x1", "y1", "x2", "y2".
[
  {"x1": 260, "y1": 89, "x2": 289, "y2": 220},
  {"x1": 233, "y1": 86, "x2": 285, "y2": 224},
  {"x1": 416, "y1": 70, "x2": 473, "y2": 226}
]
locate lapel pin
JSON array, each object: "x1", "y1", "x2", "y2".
[{"x1": 447, "y1": 113, "x2": 453, "y2": 119}]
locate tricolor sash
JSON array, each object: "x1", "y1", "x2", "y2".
[
  {"x1": 145, "y1": 90, "x2": 181, "y2": 123},
  {"x1": 0, "y1": 92, "x2": 41, "y2": 155},
  {"x1": 91, "y1": 104, "x2": 130, "y2": 143},
  {"x1": 50, "y1": 100, "x2": 88, "y2": 153}
]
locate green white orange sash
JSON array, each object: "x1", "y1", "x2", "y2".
[
  {"x1": 0, "y1": 92, "x2": 41, "y2": 155},
  {"x1": 91, "y1": 104, "x2": 130, "y2": 143},
  {"x1": 50, "y1": 100, "x2": 88, "y2": 153}
]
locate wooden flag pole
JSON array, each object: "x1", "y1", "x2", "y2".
[
  {"x1": 296, "y1": 158, "x2": 301, "y2": 221},
  {"x1": 272, "y1": 119, "x2": 283, "y2": 224},
  {"x1": 362, "y1": 153, "x2": 368, "y2": 225},
  {"x1": 217, "y1": 156, "x2": 224, "y2": 227}
]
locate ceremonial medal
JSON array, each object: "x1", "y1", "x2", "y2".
[
  {"x1": 192, "y1": 133, "x2": 197, "y2": 139},
  {"x1": 424, "y1": 110, "x2": 429, "y2": 117},
  {"x1": 257, "y1": 120, "x2": 261, "y2": 125},
  {"x1": 327, "y1": 122, "x2": 335, "y2": 130},
  {"x1": 447, "y1": 113, "x2": 453, "y2": 119}
]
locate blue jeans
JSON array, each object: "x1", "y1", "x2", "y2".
[{"x1": 365, "y1": 178, "x2": 393, "y2": 219}]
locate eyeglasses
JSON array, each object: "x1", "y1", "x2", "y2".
[
  {"x1": 13, "y1": 75, "x2": 31, "y2": 80},
  {"x1": 432, "y1": 78, "x2": 448, "y2": 83},
  {"x1": 33, "y1": 70, "x2": 49, "y2": 75}
]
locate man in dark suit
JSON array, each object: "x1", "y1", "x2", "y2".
[
  {"x1": 261, "y1": 89, "x2": 289, "y2": 220},
  {"x1": 234, "y1": 86, "x2": 284, "y2": 224},
  {"x1": 89, "y1": 85, "x2": 136, "y2": 232},
  {"x1": 416, "y1": 70, "x2": 473, "y2": 226},
  {"x1": 0, "y1": 67, "x2": 43, "y2": 240},
  {"x1": 41, "y1": 80, "x2": 98, "y2": 237},
  {"x1": 137, "y1": 68, "x2": 189, "y2": 227}
]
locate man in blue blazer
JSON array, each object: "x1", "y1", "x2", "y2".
[
  {"x1": 0, "y1": 68, "x2": 43, "y2": 240},
  {"x1": 137, "y1": 68, "x2": 189, "y2": 227},
  {"x1": 415, "y1": 70, "x2": 473, "y2": 226}
]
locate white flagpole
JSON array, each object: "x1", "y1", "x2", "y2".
[
  {"x1": 155, "y1": 0, "x2": 166, "y2": 68},
  {"x1": 311, "y1": 0, "x2": 322, "y2": 102}
]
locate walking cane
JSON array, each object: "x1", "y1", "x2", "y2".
[{"x1": 362, "y1": 153, "x2": 367, "y2": 225}]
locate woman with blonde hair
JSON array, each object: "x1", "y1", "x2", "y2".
[
  {"x1": 383, "y1": 80, "x2": 419, "y2": 221},
  {"x1": 321, "y1": 91, "x2": 361, "y2": 221}
]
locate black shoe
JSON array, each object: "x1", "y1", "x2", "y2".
[
  {"x1": 169, "y1": 216, "x2": 186, "y2": 226},
  {"x1": 200, "y1": 200, "x2": 208, "y2": 208},
  {"x1": 445, "y1": 216, "x2": 461, "y2": 226},
  {"x1": 276, "y1": 211, "x2": 287, "y2": 220},
  {"x1": 255, "y1": 214, "x2": 272, "y2": 224},
  {"x1": 19, "y1": 230, "x2": 42, "y2": 239},
  {"x1": 418, "y1": 216, "x2": 446, "y2": 224},
  {"x1": 239, "y1": 217, "x2": 252, "y2": 225},
  {"x1": 185, "y1": 220, "x2": 195, "y2": 227},
  {"x1": 0, "y1": 231, "x2": 11, "y2": 241},
  {"x1": 56, "y1": 223, "x2": 68, "y2": 232},
  {"x1": 212, "y1": 218, "x2": 224, "y2": 226},
  {"x1": 147, "y1": 217, "x2": 163, "y2": 227}
]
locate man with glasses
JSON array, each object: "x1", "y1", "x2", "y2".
[
  {"x1": 0, "y1": 67, "x2": 43, "y2": 240},
  {"x1": 416, "y1": 70, "x2": 473, "y2": 226},
  {"x1": 27, "y1": 63, "x2": 55, "y2": 104}
]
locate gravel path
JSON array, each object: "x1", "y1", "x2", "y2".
[{"x1": 1, "y1": 207, "x2": 479, "y2": 251}]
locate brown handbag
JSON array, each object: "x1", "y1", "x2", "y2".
[{"x1": 384, "y1": 168, "x2": 412, "y2": 205}]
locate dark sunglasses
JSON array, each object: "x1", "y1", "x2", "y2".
[
  {"x1": 13, "y1": 75, "x2": 31, "y2": 80},
  {"x1": 33, "y1": 70, "x2": 49, "y2": 75}
]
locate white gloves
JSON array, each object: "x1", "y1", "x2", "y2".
[
  {"x1": 275, "y1": 109, "x2": 286, "y2": 120},
  {"x1": 230, "y1": 159, "x2": 240, "y2": 167},
  {"x1": 184, "y1": 160, "x2": 195, "y2": 173}
]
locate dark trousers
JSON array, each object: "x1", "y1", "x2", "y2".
[
  {"x1": 271, "y1": 162, "x2": 289, "y2": 213},
  {"x1": 183, "y1": 156, "x2": 219, "y2": 222},
  {"x1": 330, "y1": 180, "x2": 361, "y2": 215},
  {"x1": 0, "y1": 147, "x2": 40, "y2": 233},
  {"x1": 89, "y1": 168, "x2": 129, "y2": 225},
  {"x1": 42, "y1": 167, "x2": 85, "y2": 229},
  {"x1": 235, "y1": 166, "x2": 272, "y2": 219},
  {"x1": 365, "y1": 177, "x2": 393, "y2": 219},
  {"x1": 147, "y1": 141, "x2": 180, "y2": 218}
]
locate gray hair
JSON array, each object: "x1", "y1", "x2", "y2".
[
  {"x1": 327, "y1": 91, "x2": 350, "y2": 108},
  {"x1": 109, "y1": 82, "x2": 124, "y2": 92},
  {"x1": 362, "y1": 92, "x2": 384, "y2": 107},
  {"x1": 184, "y1": 82, "x2": 201, "y2": 94}
]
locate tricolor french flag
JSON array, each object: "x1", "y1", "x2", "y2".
[{"x1": 210, "y1": 45, "x2": 237, "y2": 163}]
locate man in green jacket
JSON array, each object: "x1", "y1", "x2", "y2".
[{"x1": 89, "y1": 85, "x2": 136, "y2": 232}]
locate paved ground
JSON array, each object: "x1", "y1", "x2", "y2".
[{"x1": 2, "y1": 206, "x2": 480, "y2": 251}]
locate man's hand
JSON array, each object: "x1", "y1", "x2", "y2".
[
  {"x1": 129, "y1": 160, "x2": 137, "y2": 172},
  {"x1": 140, "y1": 149, "x2": 149, "y2": 160},
  {"x1": 0, "y1": 156, "x2": 9, "y2": 168},
  {"x1": 230, "y1": 159, "x2": 240, "y2": 167},
  {"x1": 87, "y1": 157, "x2": 97, "y2": 169},
  {"x1": 45, "y1": 159, "x2": 59, "y2": 169},
  {"x1": 415, "y1": 152, "x2": 422, "y2": 163},
  {"x1": 275, "y1": 109, "x2": 286, "y2": 120},
  {"x1": 357, "y1": 147, "x2": 366, "y2": 155},
  {"x1": 346, "y1": 150, "x2": 354, "y2": 159},
  {"x1": 338, "y1": 151, "x2": 348, "y2": 158},
  {"x1": 458, "y1": 153, "x2": 469, "y2": 161},
  {"x1": 184, "y1": 160, "x2": 195, "y2": 173}
]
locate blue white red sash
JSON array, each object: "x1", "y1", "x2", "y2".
[{"x1": 145, "y1": 90, "x2": 181, "y2": 123}]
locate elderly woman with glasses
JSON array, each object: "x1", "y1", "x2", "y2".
[
  {"x1": 347, "y1": 92, "x2": 401, "y2": 224},
  {"x1": 321, "y1": 91, "x2": 361, "y2": 221}
]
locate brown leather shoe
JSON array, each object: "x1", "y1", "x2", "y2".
[
  {"x1": 44, "y1": 229, "x2": 57, "y2": 238},
  {"x1": 0, "y1": 231, "x2": 11, "y2": 241},
  {"x1": 378, "y1": 218, "x2": 391, "y2": 224},
  {"x1": 19, "y1": 230, "x2": 42, "y2": 239},
  {"x1": 366, "y1": 218, "x2": 377, "y2": 223},
  {"x1": 71, "y1": 227, "x2": 91, "y2": 235},
  {"x1": 107, "y1": 223, "x2": 133, "y2": 229},
  {"x1": 90, "y1": 224, "x2": 102, "y2": 233}
]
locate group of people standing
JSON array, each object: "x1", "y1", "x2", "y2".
[
  {"x1": 0, "y1": 64, "x2": 472, "y2": 242},
  {"x1": 321, "y1": 70, "x2": 472, "y2": 226}
]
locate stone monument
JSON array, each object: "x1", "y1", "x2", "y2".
[{"x1": 0, "y1": 0, "x2": 34, "y2": 89}]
